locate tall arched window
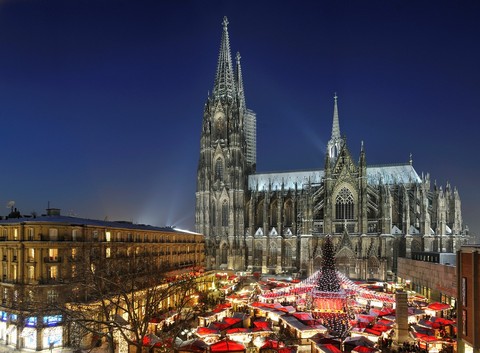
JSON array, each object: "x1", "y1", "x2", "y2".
[
  {"x1": 253, "y1": 244, "x2": 262, "y2": 267},
  {"x1": 335, "y1": 187, "x2": 354, "y2": 220},
  {"x1": 215, "y1": 158, "x2": 223, "y2": 181},
  {"x1": 222, "y1": 200, "x2": 228, "y2": 226},
  {"x1": 270, "y1": 200, "x2": 278, "y2": 227},
  {"x1": 220, "y1": 243, "x2": 228, "y2": 265},
  {"x1": 256, "y1": 201, "x2": 264, "y2": 228},
  {"x1": 284, "y1": 200, "x2": 293, "y2": 227},
  {"x1": 211, "y1": 203, "x2": 216, "y2": 226},
  {"x1": 268, "y1": 243, "x2": 277, "y2": 267},
  {"x1": 282, "y1": 245, "x2": 292, "y2": 268}
]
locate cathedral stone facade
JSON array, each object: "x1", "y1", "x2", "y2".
[{"x1": 195, "y1": 18, "x2": 469, "y2": 280}]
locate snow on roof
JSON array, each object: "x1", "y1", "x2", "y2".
[
  {"x1": 248, "y1": 170, "x2": 323, "y2": 191},
  {"x1": 0, "y1": 215, "x2": 198, "y2": 235},
  {"x1": 367, "y1": 164, "x2": 421, "y2": 185},
  {"x1": 249, "y1": 164, "x2": 421, "y2": 191}
]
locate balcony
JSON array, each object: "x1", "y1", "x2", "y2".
[{"x1": 44, "y1": 257, "x2": 62, "y2": 263}]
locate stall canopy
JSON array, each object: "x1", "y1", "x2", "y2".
[
  {"x1": 177, "y1": 339, "x2": 208, "y2": 353},
  {"x1": 426, "y1": 302, "x2": 451, "y2": 311},
  {"x1": 352, "y1": 346, "x2": 380, "y2": 353},
  {"x1": 343, "y1": 336, "x2": 376, "y2": 350},
  {"x1": 210, "y1": 339, "x2": 246, "y2": 353},
  {"x1": 196, "y1": 327, "x2": 220, "y2": 336},
  {"x1": 316, "y1": 344, "x2": 342, "y2": 353}
]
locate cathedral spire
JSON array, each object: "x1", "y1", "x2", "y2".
[
  {"x1": 213, "y1": 17, "x2": 236, "y2": 99},
  {"x1": 236, "y1": 51, "x2": 246, "y2": 113},
  {"x1": 326, "y1": 93, "x2": 344, "y2": 162},
  {"x1": 331, "y1": 93, "x2": 341, "y2": 140}
]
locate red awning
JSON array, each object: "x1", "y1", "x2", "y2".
[
  {"x1": 226, "y1": 328, "x2": 250, "y2": 334},
  {"x1": 261, "y1": 340, "x2": 283, "y2": 349},
  {"x1": 196, "y1": 327, "x2": 220, "y2": 336},
  {"x1": 316, "y1": 344, "x2": 342, "y2": 353},
  {"x1": 352, "y1": 346, "x2": 378, "y2": 353},
  {"x1": 253, "y1": 321, "x2": 271, "y2": 329},
  {"x1": 210, "y1": 339, "x2": 246, "y2": 352},
  {"x1": 364, "y1": 328, "x2": 382, "y2": 336},
  {"x1": 427, "y1": 302, "x2": 451, "y2": 311}
]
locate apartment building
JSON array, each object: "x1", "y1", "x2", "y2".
[
  {"x1": 457, "y1": 245, "x2": 480, "y2": 353},
  {"x1": 0, "y1": 208, "x2": 205, "y2": 351}
]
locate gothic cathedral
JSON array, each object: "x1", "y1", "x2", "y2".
[{"x1": 195, "y1": 17, "x2": 468, "y2": 280}]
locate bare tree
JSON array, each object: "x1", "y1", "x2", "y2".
[{"x1": 56, "y1": 244, "x2": 199, "y2": 353}]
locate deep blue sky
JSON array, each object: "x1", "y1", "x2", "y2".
[{"x1": 0, "y1": 0, "x2": 479, "y2": 235}]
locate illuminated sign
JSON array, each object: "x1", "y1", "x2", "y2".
[
  {"x1": 25, "y1": 317, "x2": 37, "y2": 327},
  {"x1": 0, "y1": 311, "x2": 7, "y2": 321},
  {"x1": 43, "y1": 315, "x2": 62, "y2": 326}
]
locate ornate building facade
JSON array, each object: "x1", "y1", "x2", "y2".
[
  {"x1": 195, "y1": 17, "x2": 468, "y2": 280},
  {"x1": 0, "y1": 208, "x2": 205, "y2": 350}
]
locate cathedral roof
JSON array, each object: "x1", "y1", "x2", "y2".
[
  {"x1": 367, "y1": 163, "x2": 422, "y2": 185},
  {"x1": 248, "y1": 163, "x2": 421, "y2": 191}
]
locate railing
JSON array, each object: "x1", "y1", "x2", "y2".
[{"x1": 44, "y1": 256, "x2": 62, "y2": 263}]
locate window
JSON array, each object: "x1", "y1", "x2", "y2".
[
  {"x1": 335, "y1": 187, "x2": 355, "y2": 220},
  {"x1": 47, "y1": 290, "x2": 58, "y2": 304},
  {"x1": 212, "y1": 203, "x2": 216, "y2": 226},
  {"x1": 28, "y1": 248, "x2": 35, "y2": 262},
  {"x1": 93, "y1": 231, "x2": 99, "y2": 241},
  {"x1": 222, "y1": 200, "x2": 228, "y2": 226},
  {"x1": 49, "y1": 228, "x2": 58, "y2": 241},
  {"x1": 11, "y1": 265, "x2": 17, "y2": 281},
  {"x1": 26, "y1": 290, "x2": 34, "y2": 304},
  {"x1": 106, "y1": 231, "x2": 111, "y2": 242},
  {"x1": 71, "y1": 248, "x2": 77, "y2": 259},
  {"x1": 28, "y1": 266, "x2": 35, "y2": 280},
  {"x1": 72, "y1": 229, "x2": 79, "y2": 241},
  {"x1": 106, "y1": 248, "x2": 111, "y2": 258},
  {"x1": 49, "y1": 266, "x2": 58, "y2": 280},
  {"x1": 27, "y1": 228, "x2": 34, "y2": 240},
  {"x1": 71, "y1": 265, "x2": 77, "y2": 278},
  {"x1": 13, "y1": 229, "x2": 18, "y2": 240},
  {"x1": 215, "y1": 158, "x2": 224, "y2": 181},
  {"x1": 268, "y1": 246, "x2": 277, "y2": 267},
  {"x1": 49, "y1": 249, "x2": 58, "y2": 261}
]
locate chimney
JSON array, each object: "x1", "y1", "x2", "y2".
[{"x1": 46, "y1": 208, "x2": 61, "y2": 216}]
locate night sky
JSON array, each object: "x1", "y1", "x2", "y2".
[{"x1": 0, "y1": 0, "x2": 479, "y2": 235}]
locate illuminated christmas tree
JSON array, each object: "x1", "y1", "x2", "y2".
[{"x1": 317, "y1": 235, "x2": 341, "y2": 292}]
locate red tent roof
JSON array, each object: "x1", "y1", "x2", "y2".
[
  {"x1": 210, "y1": 339, "x2": 246, "y2": 353},
  {"x1": 430, "y1": 317, "x2": 455, "y2": 326},
  {"x1": 411, "y1": 332, "x2": 442, "y2": 343},
  {"x1": 261, "y1": 340, "x2": 283, "y2": 349},
  {"x1": 376, "y1": 319, "x2": 394, "y2": 327},
  {"x1": 253, "y1": 321, "x2": 271, "y2": 329},
  {"x1": 364, "y1": 328, "x2": 382, "y2": 336},
  {"x1": 226, "y1": 328, "x2": 250, "y2": 334},
  {"x1": 427, "y1": 302, "x2": 451, "y2": 311},
  {"x1": 196, "y1": 327, "x2": 220, "y2": 336},
  {"x1": 316, "y1": 344, "x2": 342, "y2": 353},
  {"x1": 293, "y1": 312, "x2": 314, "y2": 321},
  {"x1": 352, "y1": 346, "x2": 378, "y2": 353},
  {"x1": 371, "y1": 324, "x2": 391, "y2": 333},
  {"x1": 378, "y1": 308, "x2": 395, "y2": 316}
]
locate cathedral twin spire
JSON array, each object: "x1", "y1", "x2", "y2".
[
  {"x1": 213, "y1": 17, "x2": 237, "y2": 100},
  {"x1": 327, "y1": 94, "x2": 345, "y2": 162}
]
